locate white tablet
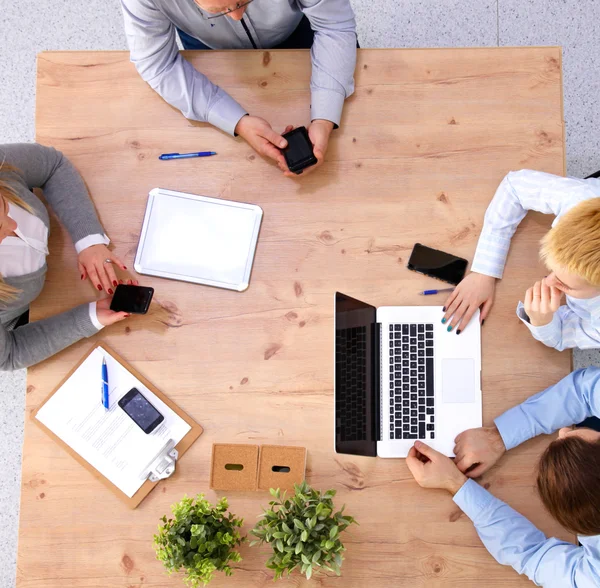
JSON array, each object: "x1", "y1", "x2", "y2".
[{"x1": 134, "y1": 188, "x2": 263, "y2": 291}]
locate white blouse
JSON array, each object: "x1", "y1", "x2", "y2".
[{"x1": 0, "y1": 203, "x2": 109, "y2": 329}]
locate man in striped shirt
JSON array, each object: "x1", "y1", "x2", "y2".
[
  {"x1": 442, "y1": 169, "x2": 600, "y2": 350},
  {"x1": 120, "y1": 0, "x2": 357, "y2": 177}
]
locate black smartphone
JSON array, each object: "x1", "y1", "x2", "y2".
[
  {"x1": 282, "y1": 126, "x2": 318, "y2": 174},
  {"x1": 407, "y1": 243, "x2": 469, "y2": 285},
  {"x1": 109, "y1": 284, "x2": 154, "y2": 314},
  {"x1": 118, "y1": 388, "x2": 164, "y2": 434}
]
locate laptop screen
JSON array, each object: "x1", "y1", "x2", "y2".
[{"x1": 334, "y1": 292, "x2": 379, "y2": 457}]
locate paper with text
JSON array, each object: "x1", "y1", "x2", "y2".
[{"x1": 36, "y1": 347, "x2": 191, "y2": 497}]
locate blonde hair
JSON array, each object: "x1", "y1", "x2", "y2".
[
  {"x1": 0, "y1": 165, "x2": 34, "y2": 304},
  {"x1": 540, "y1": 198, "x2": 600, "y2": 286}
]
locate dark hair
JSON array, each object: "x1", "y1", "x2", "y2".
[{"x1": 537, "y1": 436, "x2": 600, "y2": 536}]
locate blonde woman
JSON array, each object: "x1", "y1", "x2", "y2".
[
  {"x1": 441, "y1": 170, "x2": 600, "y2": 350},
  {"x1": 0, "y1": 143, "x2": 133, "y2": 371}
]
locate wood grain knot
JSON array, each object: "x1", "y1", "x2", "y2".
[
  {"x1": 483, "y1": 482, "x2": 491, "y2": 489},
  {"x1": 318, "y1": 230, "x2": 335, "y2": 244},
  {"x1": 448, "y1": 117, "x2": 458, "y2": 125},
  {"x1": 536, "y1": 130, "x2": 552, "y2": 147},
  {"x1": 448, "y1": 508, "x2": 463, "y2": 522},
  {"x1": 262, "y1": 51, "x2": 271, "y2": 67},
  {"x1": 240, "y1": 377, "x2": 249, "y2": 385},
  {"x1": 437, "y1": 192, "x2": 449, "y2": 204},
  {"x1": 128, "y1": 140, "x2": 141, "y2": 149},
  {"x1": 352, "y1": 137, "x2": 357, "y2": 143},
  {"x1": 247, "y1": 154, "x2": 256, "y2": 161},
  {"x1": 363, "y1": 64, "x2": 368, "y2": 70},
  {"x1": 259, "y1": 80, "x2": 268, "y2": 88},
  {"x1": 264, "y1": 343, "x2": 282, "y2": 360},
  {"x1": 285, "y1": 311, "x2": 298, "y2": 321},
  {"x1": 546, "y1": 56, "x2": 560, "y2": 73},
  {"x1": 449, "y1": 225, "x2": 470, "y2": 243},
  {"x1": 424, "y1": 555, "x2": 447, "y2": 576},
  {"x1": 26, "y1": 385, "x2": 35, "y2": 395},
  {"x1": 299, "y1": 321, "x2": 306, "y2": 328},
  {"x1": 294, "y1": 281, "x2": 303, "y2": 297},
  {"x1": 355, "y1": 162, "x2": 362, "y2": 168},
  {"x1": 28, "y1": 478, "x2": 46, "y2": 489},
  {"x1": 366, "y1": 88, "x2": 373, "y2": 95},
  {"x1": 121, "y1": 554, "x2": 134, "y2": 574},
  {"x1": 137, "y1": 152, "x2": 146, "y2": 161}
]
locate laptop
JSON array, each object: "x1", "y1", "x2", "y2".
[{"x1": 334, "y1": 292, "x2": 481, "y2": 458}]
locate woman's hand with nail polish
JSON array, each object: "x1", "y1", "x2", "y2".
[
  {"x1": 78, "y1": 244, "x2": 127, "y2": 295},
  {"x1": 96, "y1": 297, "x2": 132, "y2": 327},
  {"x1": 442, "y1": 272, "x2": 496, "y2": 332}
]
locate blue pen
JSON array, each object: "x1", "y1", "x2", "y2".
[
  {"x1": 419, "y1": 287, "x2": 455, "y2": 296},
  {"x1": 159, "y1": 151, "x2": 217, "y2": 160},
  {"x1": 101, "y1": 357, "x2": 109, "y2": 410}
]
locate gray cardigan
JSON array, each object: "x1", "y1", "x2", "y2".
[{"x1": 0, "y1": 143, "x2": 105, "y2": 371}]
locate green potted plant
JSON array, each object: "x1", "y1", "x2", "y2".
[
  {"x1": 154, "y1": 494, "x2": 245, "y2": 587},
  {"x1": 250, "y1": 482, "x2": 357, "y2": 580}
]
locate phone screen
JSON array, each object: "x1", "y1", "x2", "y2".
[
  {"x1": 407, "y1": 243, "x2": 468, "y2": 285},
  {"x1": 118, "y1": 388, "x2": 164, "y2": 434},
  {"x1": 110, "y1": 285, "x2": 154, "y2": 314}
]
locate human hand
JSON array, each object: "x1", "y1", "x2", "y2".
[
  {"x1": 279, "y1": 120, "x2": 334, "y2": 177},
  {"x1": 78, "y1": 244, "x2": 127, "y2": 295},
  {"x1": 442, "y1": 272, "x2": 496, "y2": 333},
  {"x1": 406, "y1": 440, "x2": 467, "y2": 495},
  {"x1": 95, "y1": 279, "x2": 139, "y2": 327},
  {"x1": 453, "y1": 426, "x2": 506, "y2": 478},
  {"x1": 235, "y1": 115, "x2": 288, "y2": 170},
  {"x1": 524, "y1": 278, "x2": 562, "y2": 327}
]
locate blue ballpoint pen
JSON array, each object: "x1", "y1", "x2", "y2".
[
  {"x1": 419, "y1": 287, "x2": 455, "y2": 295},
  {"x1": 159, "y1": 151, "x2": 217, "y2": 160},
  {"x1": 101, "y1": 357, "x2": 109, "y2": 410}
]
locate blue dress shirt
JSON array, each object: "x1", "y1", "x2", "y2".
[{"x1": 453, "y1": 368, "x2": 600, "y2": 587}]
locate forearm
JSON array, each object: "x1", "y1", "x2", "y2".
[
  {"x1": 516, "y1": 303, "x2": 600, "y2": 351},
  {"x1": 0, "y1": 143, "x2": 105, "y2": 243},
  {"x1": 303, "y1": 0, "x2": 357, "y2": 127},
  {"x1": 0, "y1": 305, "x2": 99, "y2": 371},
  {"x1": 454, "y1": 480, "x2": 584, "y2": 587},
  {"x1": 494, "y1": 367, "x2": 600, "y2": 449}
]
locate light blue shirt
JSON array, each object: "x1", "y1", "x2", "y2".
[
  {"x1": 470, "y1": 169, "x2": 600, "y2": 350},
  {"x1": 453, "y1": 368, "x2": 600, "y2": 587},
  {"x1": 121, "y1": 0, "x2": 357, "y2": 136}
]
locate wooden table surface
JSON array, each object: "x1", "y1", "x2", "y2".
[{"x1": 19, "y1": 47, "x2": 569, "y2": 587}]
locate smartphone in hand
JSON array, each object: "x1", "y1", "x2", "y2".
[
  {"x1": 109, "y1": 284, "x2": 154, "y2": 314},
  {"x1": 282, "y1": 126, "x2": 318, "y2": 174}
]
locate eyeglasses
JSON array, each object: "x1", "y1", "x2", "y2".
[{"x1": 197, "y1": 0, "x2": 254, "y2": 19}]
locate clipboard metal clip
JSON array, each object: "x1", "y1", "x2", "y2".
[{"x1": 139, "y1": 439, "x2": 179, "y2": 483}]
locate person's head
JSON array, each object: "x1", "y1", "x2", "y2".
[
  {"x1": 0, "y1": 165, "x2": 32, "y2": 304},
  {"x1": 537, "y1": 426, "x2": 600, "y2": 536},
  {"x1": 540, "y1": 198, "x2": 600, "y2": 299},
  {"x1": 193, "y1": 0, "x2": 252, "y2": 21}
]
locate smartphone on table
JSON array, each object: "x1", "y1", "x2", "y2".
[
  {"x1": 407, "y1": 243, "x2": 469, "y2": 286},
  {"x1": 281, "y1": 126, "x2": 318, "y2": 174},
  {"x1": 110, "y1": 284, "x2": 154, "y2": 314},
  {"x1": 118, "y1": 387, "x2": 164, "y2": 434}
]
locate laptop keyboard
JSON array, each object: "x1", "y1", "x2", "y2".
[
  {"x1": 388, "y1": 323, "x2": 435, "y2": 440},
  {"x1": 336, "y1": 326, "x2": 367, "y2": 442}
]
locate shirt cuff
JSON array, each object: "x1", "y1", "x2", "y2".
[
  {"x1": 88, "y1": 302, "x2": 104, "y2": 331},
  {"x1": 206, "y1": 92, "x2": 248, "y2": 136},
  {"x1": 74, "y1": 233, "x2": 110, "y2": 255},
  {"x1": 310, "y1": 89, "x2": 345, "y2": 129},
  {"x1": 453, "y1": 479, "x2": 495, "y2": 523},
  {"x1": 516, "y1": 302, "x2": 561, "y2": 345},
  {"x1": 494, "y1": 405, "x2": 532, "y2": 451}
]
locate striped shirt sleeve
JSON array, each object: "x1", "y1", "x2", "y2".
[{"x1": 471, "y1": 170, "x2": 594, "y2": 279}]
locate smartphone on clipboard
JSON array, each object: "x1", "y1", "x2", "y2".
[
  {"x1": 407, "y1": 243, "x2": 468, "y2": 286},
  {"x1": 118, "y1": 388, "x2": 164, "y2": 434}
]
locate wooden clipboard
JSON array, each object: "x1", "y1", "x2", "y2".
[{"x1": 31, "y1": 342, "x2": 203, "y2": 509}]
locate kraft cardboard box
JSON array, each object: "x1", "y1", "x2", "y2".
[
  {"x1": 210, "y1": 444, "x2": 259, "y2": 491},
  {"x1": 257, "y1": 445, "x2": 306, "y2": 491},
  {"x1": 210, "y1": 444, "x2": 306, "y2": 492}
]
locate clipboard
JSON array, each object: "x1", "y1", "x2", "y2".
[{"x1": 31, "y1": 342, "x2": 203, "y2": 509}]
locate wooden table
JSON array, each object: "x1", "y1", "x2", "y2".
[{"x1": 19, "y1": 47, "x2": 569, "y2": 587}]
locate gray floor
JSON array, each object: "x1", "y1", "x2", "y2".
[{"x1": 1, "y1": 1, "x2": 600, "y2": 585}]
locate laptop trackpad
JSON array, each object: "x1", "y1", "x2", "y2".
[{"x1": 442, "y1": 359, "x2": 476, "y2": 403}]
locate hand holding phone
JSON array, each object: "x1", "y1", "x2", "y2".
[{"x1": 109, "y1": 284, "x2": 154, "y2": 314}]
